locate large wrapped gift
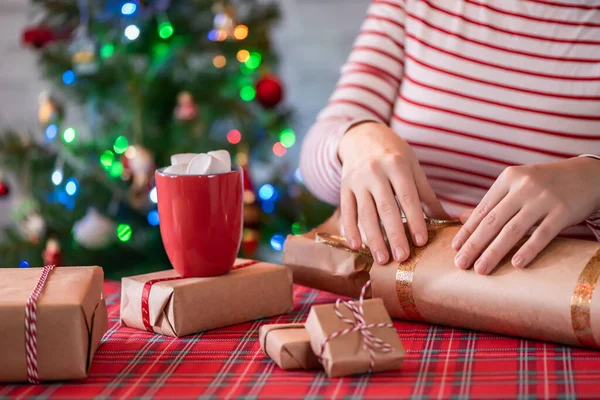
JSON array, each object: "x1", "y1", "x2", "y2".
[
  {"x1": 120, "y1": 259, "x2": 293, "y2": 337},
  {"x1": 305, "y1": 282, "x2": 404, "y2": 378},
  {"x1": 284, "y1": 212, "x2": 600, "y2": 350},
  {"x1": 259, "y1": 323, "x2": 321, "y2": 370},
  {"x1": 283, "y1": 210, "x2": 373, "y2": 298},
  {"x1": 0, "y1": 266, "x2": 108, "y2": 383}
]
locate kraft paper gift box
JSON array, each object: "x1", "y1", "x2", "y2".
[
  {"x1": 283, "y1": 209, "x2": 373, "y2": 298},
  {"x1": 305, "y1": 298, "x2": 404, "y2": 378},
  {"x1": 120, "y1": 259, "x2": 294, "y2": 337},
  {"x1": 286, "y1": 210, "x2": 600, "y2": 350},
  {"x1": 259, "y1": 323, "x2": 321, "y2": 370},
  {"x1": 0, "y1": 266, "x2": 108, "y2": 383}
]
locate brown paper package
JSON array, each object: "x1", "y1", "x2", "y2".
[
  {"x1": 120, "y1": 261, "x2": 294, "y2": 337},
  {"x1": 305, "y1": 298, "x2": 404, "y2": 378},
  {"x1": 283, "y1": 210, "x2": 373, "y2": 298},
  {"x1": 0, "y1": 266, "x2": 108, "y2": 383},
  {"x1": 259, "y1": 323, "x2": 321, "y2": 370},
  {"x1": 370, "y1": 224, "x2": 600, "y2": 349},
  {"x1": 285, "y1": 209, "x2": 600, "y2": 349}
]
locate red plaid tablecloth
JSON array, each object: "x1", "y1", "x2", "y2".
[{"x1": 2, "y1": 280, "x2": 600, "y2": 399}]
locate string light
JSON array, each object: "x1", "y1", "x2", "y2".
[
  {"x1": 51, "y1": 169, "x2": 63, "y2": 186},
  {"x1": 109, "y1": 161, "x2": 124, "y2": 178},
  {"x1": 100, "y1": 150, "x2": 114, "y2": 169},
  {"x1": 258, "y1": 184, "x2": 275, "y2": 201},
  {"x1": 217, "y1": 29, "x2": 227, "y2": 41},
  {"x1": 113, "y1": 136, "x2": 128, "y2": 154},
  {"x1": 227, "y1": 129, "x2": 241, "y2": 144},
  {"x1": 100, "y1": 43, "x2": 114, "y2": 59},
  {"x1": 121, "y1": 2, "x2": 136, "y2": 15},
  {"x1": 291, "y1": 222, "x2": 307, "y2": 235},
  {"x1": 272, "y1": 142, "x2": 287, "y2": 157},
  {"x1": 147, "y1": 210, "x2": 160, "y2": 226},
  {"x1": 149, "y1": 187, "x2": 158, "y2": 203},
  {"x1": 240, "y1": 86, "x2": 255, "y2": 101},
  {"x1": 158, "y1": 21, "x2": 174, "y2": 39},
  {"x1": 213, "y1": 55, "x2": 227, "y2": 68},
  {"x1": 234, "y1": 25, "x2": 248, "y2": 40},
  {"x1": 279, "y1": 128, "x2": 296, "y2": 148},
  {"x1": 270, "y1": 234, "x2": 286, "y2": 251},
  {"x1": 261, "y1": 201, "x2": 275, "y2": 214},
  {"x1": 45, "y1": 124, "x2": 58, "y2": 141},
  {"x1": 62, "y1": 70, "x2": 76, "y2": 85},
  {"x1": 65, "y1": 177, "x2": 79, "y2": 196},
  {"x1": 124, "y1": 25, "x2": 140, "y2": 40},
  {"x1": 117, "y1": 223, "x2": 133, "y2": 242},
  {"x1": 63, "y1": 127, "x2": 76, "y2": 143},
  {"x1": 236, "y1": 50, "x2": 250, "y2": 63},
  {"x1": 294, "y1": 168, "x2": 303, "y2": 183},
  {"x1": 244, "y1": 52, "x2": 262, "y2": 70},
  {"x1": 19, "y1": 260, "x2": 30, "y2": 268},
  {"x1": 207, "y1": 30, "x2": 219, "y2": 41}
]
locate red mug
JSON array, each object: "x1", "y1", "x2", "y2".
[{"x1": 155, "y1": 167, "x2": 243, "y2": 277}]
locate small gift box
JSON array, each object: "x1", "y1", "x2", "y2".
[
  {"x1": 283, "y1": 210, "x2": 373, "y2": 298},
  {"x1": 120, "y1": 259, "x2": 293, "y2": 337},
  {"x1": 259, "y1": 323, "x2": 321, "y2": 370},
  {"x1": 0, "y1": 266, "x2": 108, "y2": 383},
  {"x1": 305, "y1": 281, "x2": 404, "y2": 378}
]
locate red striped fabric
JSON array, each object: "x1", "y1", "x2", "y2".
[{"x1": 300, "y1": 0, "x2": 600, "y2": 240}]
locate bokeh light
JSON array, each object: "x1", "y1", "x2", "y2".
[
  {"x1": 124, "y1": 25, "x2": 140, "y2": 40},
  {"x1": 227, "y1": 129, "x2": 242, "y2": 144},
  {"x1": 121, "y1": 2, "x2": 136, "y2": 15},
  {"x1": 65, "y1": 177, "x2": 79, "y2": 196},
  {"x1": 236, "y1": 50, "x2": 250, "y2": 62},
  {"x1": 109, "y1": 161, "x2": 124, "y2": 178},
  {"x1": 100, "y1": 150, "x2": 114, "y2": 169},
  {"x1": 63, "y1": 127, "x2": 76, "y2": 143},
  {"x1": 213, "y1": 55, "x2": 227, "y2": 68},
  {"x1": 244, "y1": 52, "x2": 262, "y2": 70},
  {"x1": 117, "y1": 223, "x2": 132, "y2": 242},
  {"x1": 51, "y1": 169, "x2": 63, "y2": 186},
  {"x1": 272, "y1": 142, "x2": 287, "y2": 157},
  {"x1": 62, "y1": 70, "x2": 76, "y2": 85},
  {"x1": 147, "y1": 210, "x2": 160, "y2": 226},
  {"x1": 149, "y1": 187, "x2": 158, "y2": 203},
  {"x1": 45, "y1": 124, "x2": 58, "y2": 141},
  {"x1": 19, "y1": 260, "x2": 30, "y2": 268},
  {"x1": 279, "y1": 128, "x2": 296, "y2": 148},
  {"x1": 261, "y1": 201, "x2": 275, "y2": 214},
  {"x1": 158, "y1": 21, "x2": 174, "y2": 39},
  {"x1": 234, "y1": 25, "x2": 248, "y2": 40},
  {"x1": 100, "y1": 43, "x2": 114, "y2": 59},
  {"x1": 240, "y1": 86, "x2": 256, "y2": 101},
  {"x1": 270, "y1": 234, "x2": 286, "y2": 251},
  {"x1": 207, "y1": 30, "x2": 219, "y2": 41},
  {"x1": 113, "y1": 136, "x2": 129, "y2": 154},
  {"x1": 258, "y1": 184, "x2": 275, "y2": 201}
]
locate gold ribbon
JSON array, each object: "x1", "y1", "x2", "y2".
[{"x1": 571, "y1": 249, "x2": 600, "y2": 348}]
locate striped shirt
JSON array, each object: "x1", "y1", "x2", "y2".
[{"x1": 300, "y1": 0, "x2": 600, "y2": 239}]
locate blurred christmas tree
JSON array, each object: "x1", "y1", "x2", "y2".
[{"x1": 0, "y1": 0, "x2": 333, "y2": 278}]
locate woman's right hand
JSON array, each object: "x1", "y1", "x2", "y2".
[{"x1": 338, "y1": 122, "x2": 449, "y2": 264}]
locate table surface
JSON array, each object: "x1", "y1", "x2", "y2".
[{"x1": 2, "y1": 281, "x2": 600, "y2": 399}]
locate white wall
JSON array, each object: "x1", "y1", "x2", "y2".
[{"x1": 0, "y1": 0, "x2": 369, "y2": 227}]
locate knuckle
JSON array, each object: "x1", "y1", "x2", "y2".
[
  {"x1": 474, "y1": 202, "x2": 489, "y2": 218},
  {"x1": 385, "y1": 153, "x2": 406, "y2": 166},
  {"x1": 366, "y1": 159, "x2": 380, "y2": 174},
  {"x1": 504, "y1": 222, "x2": 521, "y2": 235},
  {"x1": 483, "y1": 212, "x2": 498, "y2": 227},
  {"x1": 462, "y1": 240, "x2": 479, "y2": 254},
  {"x1": 534, "y1": 226, "x2": 552, "y2": 242},
  {"x1": 378, "y1": 201, "x2": 397, "y2": 216},
  {"x1": 399, "y1": 193, "x2": 416, "y2": 208}
]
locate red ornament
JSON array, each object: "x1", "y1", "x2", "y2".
[
  {"x1": 255, "y1": 75, "x2": 283, "y2": 108},
  {"x1": 42, "y1": 238, "x2": 62, "y2": 266},
  {"x1": 0, "y1": 181, "x2": 9, "y2": 197},
  {"x1": 22, "y1": 27, "x2": 57, "y2": 49}
]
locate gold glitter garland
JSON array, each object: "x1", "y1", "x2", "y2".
[{"x1": 571, "y1": 249, "x2": 600, "y2": 348}]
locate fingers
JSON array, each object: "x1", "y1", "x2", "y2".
[
  {"x1": 512, "y1": 211, "x2": 564, "y2": 269},
  {"x1": 473, "y1": 206, "x2": 543, "y2": 275},
  {"x1": 452, "y1": 181, "x2": 509, "y2": 252},
  {"x1": 413, "y1": 165, "x2": 451, "y2": 220},
  {"x1": 454, "y1": 195, "x2": 520, "y2": 271},
  {"x1": 390, "y1": 169, "x2": 428, "y2": 247},
  {"x1": 372, "y1": 182, "x2": 409, "y2": 262},
  {"x1": 357, "y1": 191, "x2": 389, "y2": 264},
  {"x1": 341, "y1": 187, "x2": 361, "y2": 249}
]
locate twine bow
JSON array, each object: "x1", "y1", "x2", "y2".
[
  {"x1": 318, "y1": 280, "x2": 394, "y2": 373},
  {"x1": 24, "y1": 264, "x2": 56, "y2": 384}
]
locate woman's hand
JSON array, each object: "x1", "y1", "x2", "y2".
[
  {"x1": 453, "y1": 157, "x2": 600, "y2": 274},
  {"x1": 338, "y1": 122, "x2": 449, "y2": 264}
]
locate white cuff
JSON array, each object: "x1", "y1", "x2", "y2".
[{"x1": 579, "y1": 154, "x2": 600, "y2": 161}]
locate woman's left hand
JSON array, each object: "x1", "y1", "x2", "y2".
[{"x1": 452, "y1": 157, "x2": 600, "y2": 274}]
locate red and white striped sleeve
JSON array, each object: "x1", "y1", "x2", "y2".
[{"x1": 300, "y1": 0, "x2": 407, "y2": 205}]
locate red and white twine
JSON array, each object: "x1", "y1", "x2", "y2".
[
  {"x1": 318, "y1": 280, "x2": 394, "y2": 373},
  {"x1": 24, "y1": 264, "x2": 56, "y2": 384}
]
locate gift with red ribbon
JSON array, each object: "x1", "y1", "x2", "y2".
[
  {"x1": 305, "y1": 280, "x2": 404, "y2": 378},
  {"x1": 120, "y1": 259, "x2": 294, "y2": 337},
  {"x1": 0, "y1": 266, "x2": 108, "y2": 383}
]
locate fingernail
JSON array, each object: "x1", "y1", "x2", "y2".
[
  {"x1": 349, "y1": 238, "x2": 359, "y2": 249},
  {"x1": 513, "y1": 255, "x2": 523, "y2": 268},
  {"x1": 415, "y1": 234, "x2": 426, "y2": 246},
  {"x1": 455, "y1": 253, "x2": 467, "y2": 269},
  {"x1": 375, "y1": 251, "x2": 387, "y2": 264},
  {"x1": 474, "y1": 259, "x2": 488, "y2": 274},
  {"x1": 393, "y1": 246, "x2": 406, "y2": 261},
  {"x1": 452, "y1": 238, "x2": 463, "y2": 251}
]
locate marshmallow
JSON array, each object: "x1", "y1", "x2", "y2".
[
  {"x1": 207, "y1": 150, "x2": 232, "y2": 172},
  {"x1": 171, "y1": 153, "x2": 198, "y2": 166},
  {"x1": 163, "y1": 164, "x2": 190, "y2": 175},
  {"x1": 186, "y1": 153, "x2": 230, "y2": 175}
]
